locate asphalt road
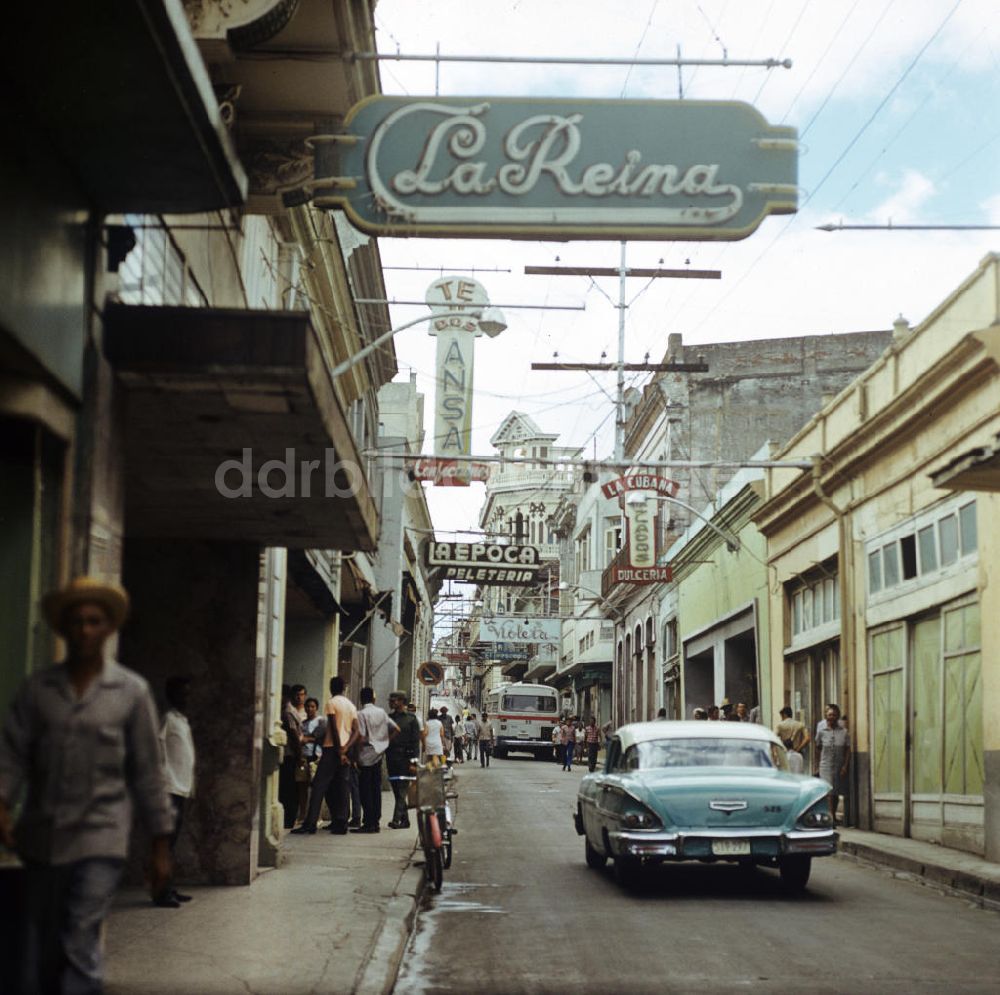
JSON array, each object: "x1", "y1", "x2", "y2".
[{"x1": 394, "y1": 752, "x2": 1000, "y2": 995}]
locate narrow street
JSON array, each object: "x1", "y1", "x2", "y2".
[{"x1": 397, "y1": 756, "x2": 1000, "y2": 995}]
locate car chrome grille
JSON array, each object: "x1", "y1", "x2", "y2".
[{"x1": 709, "y1": 800, "x2": 748, "y2": 812}]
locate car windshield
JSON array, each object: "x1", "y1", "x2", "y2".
[{"x1": 626, "y1": 738, "x2": 789, "y2": 771}]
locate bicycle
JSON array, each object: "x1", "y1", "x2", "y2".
[{"x1": 400, "y1": 760, "x2": 458, "y2": 892}]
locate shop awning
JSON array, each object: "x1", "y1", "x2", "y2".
[
  {"x1": 547, "y1": 671, "x2": 575, "y2": 691},
  {"x1": 105, "y1": 303, "x2": 377, "y2": 550},
  {"x1": 931, "y1": 432, "x2": 1000, "y2": 492},
  {"x1": 524, "y1": 660, "x2": 557, "y2": 682},
  {"x1": 500, "y1": 661, "x2": 529, "y2": 680},
  {"x1": 8, "y1": 0, "x2": 245, "y2": 212}
]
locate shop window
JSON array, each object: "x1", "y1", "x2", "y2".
[
  {"x1": 958, "y1": 502, "x2": 977, "y2": 556},
  {"x1": 868, "y1": 550, "x2": 882, "y2": 593},
  {"x1": 824, "y1": 579, "x2": 836, "y2": 623},
  {"x1": 900, "y1": 534, "x2": 917, "y2": 580},
  {"x1": 604, "y1": 524, "x2": 622, "y2": 567},
  {"x1": 790, "y1": 571, "x2": 839, "y2": 641},
  {"x1": 662, "y1": 619, "x2": 678, "y2": 658},
  {"x1": 917, "y1": 525, "x2": 937, "y2": 573},
  {"x1": 868, "y1": 500, "x2": 977, "y2": 596},
  {"x1": 938, "y1": 515, "x2": 959, "y2": 567},
  {"x1": 575, "y1": 526, "x2": 591, "y2": 576},
  {"x1": 792, "y1": 591, "x2": 803, "y2": 634},
  {"x1": 882, "y1": 543, "x2": 900, "y2": 588}
]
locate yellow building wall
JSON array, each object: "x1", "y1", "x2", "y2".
[{"x1": 758, "y1": 254, "x2": 1000, "y2": 857}]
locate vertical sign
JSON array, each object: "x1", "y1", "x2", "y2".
[
  {"x1": 624, "y1": 496, "x2": 656, "y2": 568},
  {"x1": 426, "y1": 276, "x2": 488, "y2": 460}
]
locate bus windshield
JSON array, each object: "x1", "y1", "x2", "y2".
[{"x1": 502, "y1": 694, "x2": 557, "y2": 713}]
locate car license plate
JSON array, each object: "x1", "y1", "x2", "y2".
[{"x1": 712, "y1": 839, "x2": 751, "y2": 856}]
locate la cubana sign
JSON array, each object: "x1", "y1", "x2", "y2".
[{"x1": 326, "y1": 96, "x2": 797, "y2": 240}]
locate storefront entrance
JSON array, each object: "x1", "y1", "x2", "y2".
[{"x1": 869, "y1": 599, "x2": 984, "y2": 854}]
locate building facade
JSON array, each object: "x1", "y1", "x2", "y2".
[
  {"x1": 664, "y1": 456, "x2": 771, "y2": 722},
  {"x1": 1, "y1": 0, "x2": 404, "y2": 884},
  {"x1": 756, "y1": 254, "x2": 1000, "y2": 859},
  {"x1": 475, "y1": 412, "x2": 579, "y2": 683},
  {"x1": 604, "y1": 328, "x2": 893, "y2": 727},
  {"x1": 549, "y1": 479, "x2": 618, "y2": 723}
]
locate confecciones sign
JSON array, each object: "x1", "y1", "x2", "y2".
[{"x1": 324, "y1": 96, "x2": 798, "y2": 240}]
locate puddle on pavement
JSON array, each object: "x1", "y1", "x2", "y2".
[
  {"x1": 398, "y1": 881, "x2": 507, "y2": 993},
  {"x1": 425, "y1": 880, "x2": 506, "y2": 914}
]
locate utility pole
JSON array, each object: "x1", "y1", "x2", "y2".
[{"x1": 526, "y1": 244, "x2": 718, "y2": 461}]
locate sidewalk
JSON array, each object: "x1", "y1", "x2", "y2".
[
  {"x1": 104, "y1": 827, "x2": 423, "y2": 995},
  {"x1": 837, "y1": 828, "x2": 1000, "y2": 911}
]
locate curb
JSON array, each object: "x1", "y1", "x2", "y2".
[
  {"x1": 354, "y1": 847, "x2": 426, "y2": 995},
  {"x1": 837, "y1": 839, "x2": 1000, "y2": 913}
]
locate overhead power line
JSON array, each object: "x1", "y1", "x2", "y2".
[{"x1": 817, "y1": 222, "x2": 1000, "y2": 232}]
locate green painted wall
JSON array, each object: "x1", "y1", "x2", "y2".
[{"x1": 675, "y1": 511, "x2": 771, "y2": 720}]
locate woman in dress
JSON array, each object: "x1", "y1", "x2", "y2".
[{"x1": 424, "y1": 708, "x2": 447, "y2": 768}]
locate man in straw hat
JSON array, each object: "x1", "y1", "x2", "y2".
[{"x1": 0, "y1": 576, "x2": 175, "y2": 994}]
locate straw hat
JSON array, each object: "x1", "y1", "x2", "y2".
[{"x1": 42, "y1": 576, "x2": 129, "y2": 635}]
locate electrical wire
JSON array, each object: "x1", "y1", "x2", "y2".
[
  {"x1": 800, "y1": 0, "x2": 900, "y2": 140},
  {"x1": 829, "y1": 31, "x2": 973, "y2": 213},
  {"x1": 751, "y1": 1, "x2": 808, "y2": 105},
  {"x1": 779, "y1": 0, "x2": 865, "y2": 126},
  {"x1": 685, "y1": 0, "x2": 966, "y2": 340},
  {"x1": 620, "y1": 0, "x2": 661, "y2": 98}
]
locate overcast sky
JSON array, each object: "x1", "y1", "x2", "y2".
[{"x1": 366, "y1": 0, "x2": 1000, "y2": 553}]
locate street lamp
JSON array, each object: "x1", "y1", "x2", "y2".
[
  {"x1": 329, "y1": 307, "x2": 507, "y2": 381},
  {"x1": 558, "y1": 581, "x2": 622, "y2": 620},
  {"x1": 624, "y1": 489, "x2": 740, "y2": 553}
]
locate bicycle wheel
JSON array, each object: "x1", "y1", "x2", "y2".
[
  {"x1": 442, "y1": 828, "x2": 453, "y2": 869},
  {"x1": 427, "y1": 846, "x2": 444, "y2": 891}
]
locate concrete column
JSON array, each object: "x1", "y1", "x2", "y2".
[{"x1": 121, "y1": 538, "x2": 264, "y2": 885}]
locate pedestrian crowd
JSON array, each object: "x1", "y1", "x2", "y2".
[
  {"x1": 686, "y1": 695, "x2": 850, "y2": 824},
  {"x1": 548, "y1": 714, "x2": 610, "y2": 773},
  {"x1": 286, "y1": 693, "x2": 500, "y2": 834},
  {"x1": 690, "y1": 699, "x2": 760, "y2": 723},
  {"x1": 0, "y1": 574, "x2": 506, "y2": 994}
]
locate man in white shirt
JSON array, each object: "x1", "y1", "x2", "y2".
[
  {"x1": 464, "y1": 714, "x2": 480, "y2": 760},
  {"x1": 293, "y1": 676, "x2": 359, "y2": 835},
  {"x1": 159, "y1": 675, "x2": 196, "y2": 908},
  {"x1": 354, "y1": 687, "x2": 399, "y2": 833}
]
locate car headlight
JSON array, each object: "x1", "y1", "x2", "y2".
[
  {"x1": 621, "y1": 798, "x2": 662, "y2": 831},
  {"x1": 796, "y1": 799, "x2": 834, "y2": 830}
]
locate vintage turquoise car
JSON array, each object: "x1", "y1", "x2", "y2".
[{"x1": 575, "y1": 721, "x2": 836, "y2": 891}]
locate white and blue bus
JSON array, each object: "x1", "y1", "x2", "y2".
[{"x1": 485, "y1": 682, "x2": 561, "y2": 760}]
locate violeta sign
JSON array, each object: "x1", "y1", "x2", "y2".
[{"x1": 324, "y1": 96, "x2": 797, "y2": 240}]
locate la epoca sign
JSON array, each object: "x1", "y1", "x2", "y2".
[{"x1": 322, "y1": 96, "x2": 798, "y2": 240}]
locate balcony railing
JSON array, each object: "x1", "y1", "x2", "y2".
[
  {"x1": 601, "y1": 547, "x2": 630, "y2": 598},
  {"x1": 487, "y1": 467, "x2": 576, "y2": 490}
]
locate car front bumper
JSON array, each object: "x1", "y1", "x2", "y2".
[{"x1": 608, "y1": 827, "x2": 838, "y2": 861}]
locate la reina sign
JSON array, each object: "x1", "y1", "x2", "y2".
[{"x1": 326, "y1": 96, "x2": 797, "y2": 240}]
